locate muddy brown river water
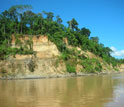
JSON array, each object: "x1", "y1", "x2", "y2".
[{"x1": 0, "y1": 73, "x2": 124, "y2": 107}]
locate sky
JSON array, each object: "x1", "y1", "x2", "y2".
[{"x1": 0, "y1": 0, "x2": 124, "y2": 58}]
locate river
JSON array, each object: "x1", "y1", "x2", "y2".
[{"x1": 0, "y1": 73, "x2": 124, "y2": 107}]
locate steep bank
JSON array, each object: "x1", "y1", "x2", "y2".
[
  {"x1": 0, "y1": 58, "x2": 66, "y2": 78},
  {"x1": 0, "y1": 35, "x2": 65, "y2": 78},
  {"x1": 0, "y1": 35, "x2": 123, "y2": 79}
]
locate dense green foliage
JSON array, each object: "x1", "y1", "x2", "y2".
[
  {"x1": 81, "y1": 58, "x2": 102, "y2": 73},
  {"x1": 0, "y1": 5, "x2": 124, "y2": 72},
  {"x1": 66, "y1": 63, "x2": 76, "y2": 73}
]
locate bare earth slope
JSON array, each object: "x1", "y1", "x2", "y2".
[{"x1": 0, "y1": 35, "x2": 123, "y2": 79}]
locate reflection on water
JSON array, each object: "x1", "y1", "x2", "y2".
[{"x1": 0, "y1": 74, "x2": 124, "y2": 107}]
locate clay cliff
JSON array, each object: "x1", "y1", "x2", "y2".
[{"x1": 0, "y1": 35, "x2": 123, "y2": 79}]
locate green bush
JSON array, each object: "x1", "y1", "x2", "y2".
[
  {"x1": 81, "y1": 58, "x2": 102, "y2": 73},
  {"x1": 59, "y1": 52, "x2": 70, "y2": 61},
  {"x1": 66, "y1": 63, "x2": 76, "y2": 73}
]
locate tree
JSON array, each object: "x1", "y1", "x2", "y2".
[
  {"x1": 90, "y1": 36, "x2": 99, "y2": 43},
  {"x1": 8, "y1": 5, "x2": 32, "y2": 34},
  {"x1": 0, "y1": 12, "x2": 11, "y2": 45},
  {"x1": 23, "y1": 10, "x2": 35, "y2": 34},
  {"x1": 56, "y1": 15, "x2": 62, "y2": 24},
  {"x1": 43, "y1": 11, "x2": 54, "y2": 21},
  {"x1": 66, "y1": 29, "x2": 78, "y2": 46},
  {"x1": 33, "y1": 13, "x2": 43, "y2": 34},
  {"x1": 104, "y1": 47, "x2": 112, "y2": 57},
  {"x1": 1, "y1": 10, "x2": 10, "y2": 34},
  {"x1": 80, "y1": 27, "x2": 91, "y2": 37},
  {"x1": 67, "y1": 18, "x2": 78, "y2": 31}
]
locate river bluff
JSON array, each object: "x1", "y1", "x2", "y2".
[{"x1": 0, "y1": 35, "x2": 124, "y2": 79}]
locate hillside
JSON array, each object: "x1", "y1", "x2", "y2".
[
  {"x1": 0, "y1": 35, "x2": 123, "y2": 79},
  {"x1": 0, "y1": 5, "x2": 124, "y2": 78}
]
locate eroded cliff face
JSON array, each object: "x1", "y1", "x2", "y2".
[
  {"x1": 0, "y1": 35, "x2": 123, "y2": 78},
  {"x1": 11, "y1": 35, "x2": 60, "y2": 59},
  {"x1": 0, "y1": 58, "x2": 66, "y2": 78},
  {"x1": 119, "y1": 64, "x2": 124, "y2": 72},
  {"x1": 0, "y1": 35, "x2": 66, "y2": 78}
]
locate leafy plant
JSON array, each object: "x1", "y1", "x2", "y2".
[{"x1": 66, "y1": 63, "x2": 76, "y2": 73}]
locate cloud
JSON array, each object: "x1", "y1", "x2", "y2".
[
  {"x1": 110, "y1": 46, "x2": 124, "y2": 57},
  {"x1": 110, "y1": 46, "x2": 117, "y2": 52}
]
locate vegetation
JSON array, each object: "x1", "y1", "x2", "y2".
[
  {"x1": 81, "y1": 58, "x2": 102, "y2": 73},
  {"x1": 0, "y1": 5, "x2": 124, "y2": 73},
  {"x1": 28, "y1": 58, "x2": 36, "y2": 72},
  {"x1": 66, "y1": 63, "x2": 76, "y2": 73}
]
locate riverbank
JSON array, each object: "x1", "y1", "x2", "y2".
[
  {"x1": 0, "y1": 35, "x2": 124, "y2": 80},
  {"x1": 0, "y1": 71, "x2": 121, "y2": 80}
]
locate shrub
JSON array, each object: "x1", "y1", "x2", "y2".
[
  {"x1": 81, "y1": 58, "x2": 102, "y2": 73},
  {"x1": 66, "y1": 63, "x2": 76, "y2": 73},
  {"x1": 28, "y1": 58, "x2": 36, "y2": 72}
]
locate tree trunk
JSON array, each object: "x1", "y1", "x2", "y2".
[
  {"x1": 4, "y1": 24, "x2": 6, "y2": 34},
  {"x1": 15, "y1": 23, "x2": 17, "y2": 33},
  {"x1": 21, "y1": 23, "x2": 22, "y2": 34}
]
